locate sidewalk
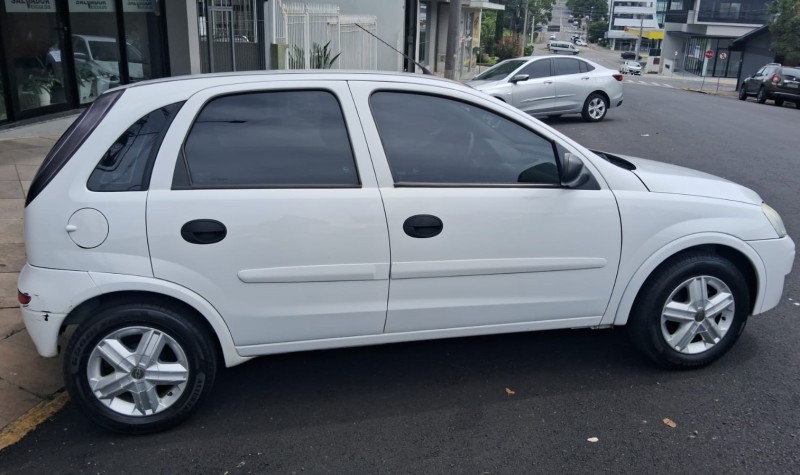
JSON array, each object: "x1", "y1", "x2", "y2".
[{"x1": 0, "y1": 115, "x2": 76, "y2": 445}]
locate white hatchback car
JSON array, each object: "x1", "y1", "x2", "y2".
[
  {"x1": 19, "y1": 72, "x2": 794, "y2": 433},
  {"x1": 468, "y1": 56, "x2": 623, "y2": 121}
]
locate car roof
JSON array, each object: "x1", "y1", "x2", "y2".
[{"x1": 109, "y1": 70, "x2": 464, "y2": 94}]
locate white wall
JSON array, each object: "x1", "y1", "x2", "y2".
[{"x1": 334, "y1": 0, "x2": 405, "y2": 71}]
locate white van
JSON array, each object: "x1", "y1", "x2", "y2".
[{"x1": 548, "y1": 41, "x2": 579, "y2": 55}]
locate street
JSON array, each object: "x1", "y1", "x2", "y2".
[{"x1": 1, "y1": 82, "x2": 799, "y2": 473}]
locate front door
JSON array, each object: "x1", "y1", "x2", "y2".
[
  {"x1": 350, "y1": 82, "x2": 622, "y2": 333},
  {"x1": 511, "y1": 58, "x2": 556, "y2": 114},
  {"x1": 146, "y1": 81, "x2": 390, "y2": 346}
]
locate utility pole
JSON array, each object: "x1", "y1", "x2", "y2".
[
  {"x1": 444, "y1": 0, "x2": 462, "y2": 79},
  {"x1": 521, "y1": 5, "x2": 528, "y2": 56},
  {"x1": 635, "y1": 14, "x2": 644, "y2": 62}
]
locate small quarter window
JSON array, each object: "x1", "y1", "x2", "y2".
[
  {"x1": 88, "y1": 102, "x2": 183, "y2": 192},
  {"x1": 176, "y1": 90, "x2": 359, "y2": 188}
]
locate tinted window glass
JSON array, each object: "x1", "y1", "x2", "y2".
[
  {"x1": 26, "y1": 90, "x2": 123, "y2": 206},
  {"x1": 578, "y1": 60, "x2": 595, "y2": 73},
  {"x1": 520, "y1": 59, "x2": 551, "y2": 79},
  {"x1": 370, "y1": 92, "x2": 559, "y2": 185},
  {"x1": 553, "y1": 58, "x2": 581, "y2": 76},
  {"x1": 179, "y1": 91, "x2": 359, "y2": 188},
  {"x1": 473, "y1": 59, "x2": 526, "y2": 80},
  {"x1": 88, "y1": 102, "x2": 183, "y2": 192}
]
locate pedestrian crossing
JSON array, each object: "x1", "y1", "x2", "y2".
[{"x1": 624, "y1": 79, "x2": 676, "y2": 89}]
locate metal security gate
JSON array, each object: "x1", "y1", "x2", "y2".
[{"x1": 198, "y1": 0, "x2": 264, "y2": 73}]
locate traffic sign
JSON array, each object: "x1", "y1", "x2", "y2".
[
  {"x1": 705, "y1": 50, "x2": 714, "y2": 59},
  {"x1": 719, "y1": 51, "x2": 728, "y2": 60}
]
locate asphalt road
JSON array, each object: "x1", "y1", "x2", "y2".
[{"x1": 1, "y1": 86, "x2": 799, "y2": 474}]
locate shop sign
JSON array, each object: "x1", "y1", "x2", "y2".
[
  {"x1": 68, "y1": 0, "x2": 115, "y2": 12},
  {"x1": 4, "y1": 0, "x2": 57, "y2": 12},
  {"x1": 123, "y1": 0, "x2": 156, "y2": 12}
]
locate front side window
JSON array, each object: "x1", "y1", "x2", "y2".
[
  {"x1": 520, "y1": 60, "x2": 551, "y2": 79},
  {"x1": 473, "y1": 60, "x2": 527, "y2": 81},
  {"x1": 370, "y1": 92, "x2": 560, "y2": 185},
  {"x1": 176, "y1": 90, "x2": 359, "y2": 188}
]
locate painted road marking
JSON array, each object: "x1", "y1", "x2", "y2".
[{"x1": 0, "y1": 392, "x2": 69, "y2": 451}]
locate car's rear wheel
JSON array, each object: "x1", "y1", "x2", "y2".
[
  {"x1": 627, "y1": 252, "x2": 750, "y2": 368},
  {"x1": 738, "y1": 85, "x2": 747, "y2": 100},
  {"x1": 64, "y1": 302, "x2": 218, "y2": 433},
  {"x1": 581, "y1": 93, "x2": 608, "y2": 122},
  {"x1": 774, "y1": 99, "x2": 784, "y2": 107},
  {"x1": 757, "y1": 87, "x2": 768, "y2": 104}
]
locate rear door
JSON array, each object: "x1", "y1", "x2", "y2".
[
  {"x1": 551, "y1": 57, "x2": 587, "y2": 112},
  {"x1": 146, "y1": 81, "x2": 390, "y2": 346}
]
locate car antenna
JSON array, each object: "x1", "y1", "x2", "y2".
[{"x1": 353, "y1": 23, "x2": 433, "y2": 75}]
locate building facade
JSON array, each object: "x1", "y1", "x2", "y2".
[
  {"x1": 661, "y1": 0, "x2": 769, "y2": 77},
  {"x1": 606, "y1": 0, "x2": 660, "y2": 51}
]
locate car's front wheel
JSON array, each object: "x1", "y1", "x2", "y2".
[
  {"x1": 581, "y1": 93, "x2": 608, "y2": 122},
  {"x1": 627, "y1": 252, "x2": 750, "y2": 368},
  {"x1": 738, "y1": 85, "x2": 748, "y2": 100},
  {"x1": 757, "y1": 87, "x2": 768, "y2": 104},
  {"x1": 64, "y1": 302, "x2": 218, "y2": 433}
]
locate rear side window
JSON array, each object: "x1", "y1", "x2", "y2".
[
  {"x1": 87, "y1": 102, "x2": 183, "y2": 192},
  {"x1": 553, "y1": 58, "x2": 581, "y2": 76},
  {"x1": 579, "y1": 61, "x2": 595, "y2": 73},
  {"x1": 26, "y1": 90, "x2": 123, "y2": 206},
  {"x1": 174, "y1": 90, "x2": 359, "y2": 188}
]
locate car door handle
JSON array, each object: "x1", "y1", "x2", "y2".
[
  {"x1": 403, "y1": 215, "x2": 443, "y2": 238},
  {"x1": 181, "y1": 219, "x2": 227, "y2": 245},
  {"x1": 581, "y1": 76, "x2": 590, "y2": 80},
  {"x1": 544, "y1": 80, "x2": 553, "y2": 84}
]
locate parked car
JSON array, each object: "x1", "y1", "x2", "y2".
[
  {"x1": 739, "y1": 63, "x2": 800, "y2": 106},
  {"x1": 574, "y1": 38, "x2": 588, "y2": 46},
  {"x1": 46, "y1": 35, "x2": 146, "y2": 85},
  {"x1": 19, "y1": 72, "x2": 794, "y2": 433},
  {"x1": 468, "y1": 56, "x2": 623, "y2": 121},
  {"x1": 549, "y1": 34, "x2": 557, "y2": 40},
  {"x1": 619, "y1": 60, "x2": 642, "y2": 75},
  {"x1": 621, "y1": 51, "x2": 637, "y2": 60}
]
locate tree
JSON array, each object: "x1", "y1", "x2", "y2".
[
  {"x1": 769, "y1": 0, "x2": 800, "y2": 65},
  {"x1": 587, "y1": 20, "x2": 609, "y2": 43},
  {"x1": 566, "y1": 0, "x2": 608, "y2": 21}
]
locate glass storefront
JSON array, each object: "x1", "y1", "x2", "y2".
[
  {"x1": 0, "y1": 0, "x2": 167, "y2": 124},
  {"x1": 683, "y1": 37, "x2": 741, "y2": 77}
]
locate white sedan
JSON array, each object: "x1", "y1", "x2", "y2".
[
  {"x1": 620, "y1": 60, "x2": 643, "y2": 75},
  {"x1": 468, "y1": 56, "x2": 624, "y2": 121},
  {"x1": 18, "y1": 71, "x2": 794, "y2": 433}
]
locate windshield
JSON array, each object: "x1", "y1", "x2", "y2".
[{"x1": 473, "y1": 60, "x2": 526, "y2": 81}]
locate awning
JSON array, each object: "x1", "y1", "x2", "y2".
[{"x1": 624, "y1": 27, "x2": 665, "y2": 40}]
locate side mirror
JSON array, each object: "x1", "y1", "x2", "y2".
[
  {"x1": 510, "y1": 74, "x2": 529, "y2": 84},
  {"x1": 560, "y1": 153, "x2": 592, "y2": 188}
]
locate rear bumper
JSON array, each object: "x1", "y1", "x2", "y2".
[
  {"x1": 747, "y1": 236, "x2": 795, "y2": 314},
  {"x1": 18, "y1": 263, "x2": 97, "y2": 357}
]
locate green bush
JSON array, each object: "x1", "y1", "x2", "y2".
[{"x1": 495, "y1": 37, "x2": 521, "y2": 60}]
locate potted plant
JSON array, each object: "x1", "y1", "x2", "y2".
[
  {"x1": 19, "y1": 74, "x2": 55, "y2": 109},
  {"x1": 76, "y1": 67, "x2": 96, "y2": 101}
]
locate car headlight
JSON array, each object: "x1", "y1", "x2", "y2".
[{"x1": 761, "y1": 202, "x2": 787, "y2": 238}]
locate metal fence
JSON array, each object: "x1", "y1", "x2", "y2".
[
  {"x1": 276, "y1": 2, "x2": 377, "y2": 71},
  {"x1": 198, "y1": 0, "x2": 263, "y2": 73}
]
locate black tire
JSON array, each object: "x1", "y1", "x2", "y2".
[
  {"x1": 626, "y1": 252, "x2": 750, "y2": 369},
  {"x1": 64, "y1": 302, "x2": 218, "y2": 434},
  {"x1": 774, "y1": 99, "x2": 784, "y2": 107},
  {"x1": 757, "y1": 87, "x2": 768, "y2": 104},
  {"x1": 581, "y1": 93, "x2": 608, "y2": 122},
  {"x1": 738, "y1": 85, "x2": 747, "y2": 101}
]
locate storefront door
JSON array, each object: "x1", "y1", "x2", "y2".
[{"x1": 0, "y1": 0, "x2": 167, "y2": 123}]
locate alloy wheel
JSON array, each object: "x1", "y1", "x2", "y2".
[
  {"x1": 660, "y1": 275, "x2": 735, "y2": 355},
  {"x1": 587, "y1": 97, "x2": 606, "y2": 120},
  {"x1": 87, "y1": 326, "x2": 189, "y2": 417}
]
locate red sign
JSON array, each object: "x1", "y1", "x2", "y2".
[{"x1": 705, "y1": 50, "x2": 714, "y2": 59}]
